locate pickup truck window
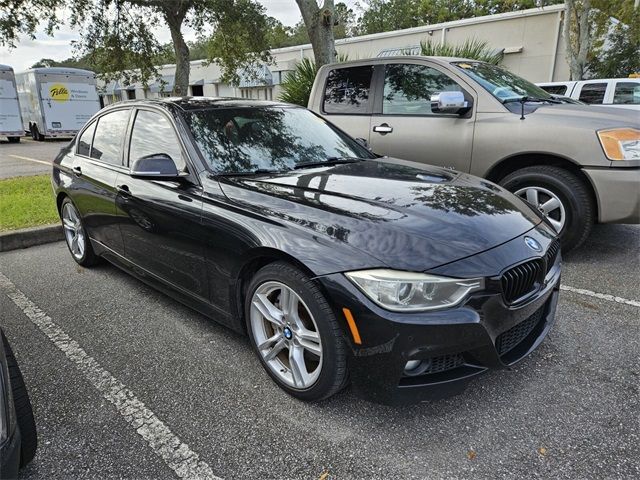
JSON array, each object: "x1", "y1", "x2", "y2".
[
  {"x1": 539, "y1": 85, "x2": 568, "y2": 96},
  {"x1": 613, "y1": 82, "x2": 640, "y2": 105},
  {"x1": 383, "y1": 64, "x2": 462, "y2": 115},
  {"x1": 453, "y1": 61, "x2": 551, "y2": 102},
  {"x1": 578, "y1": 83, "x2": 607, "y2": 104},
  {"x1": 323, "y1": 66, "x2": 373, "y2": 114}
]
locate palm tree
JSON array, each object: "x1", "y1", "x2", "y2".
[{"x1": 420, "y1": 39, "x2": 504, "y2": 65}]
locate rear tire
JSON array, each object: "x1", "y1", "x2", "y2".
[
  {"x1": 7, "y1": 136, "x2": 20, "y2": 143},
  {"x1": 2, "y1": 332, "x2": 37, "y2": 467},
  {"x1": 500, "y1": 165, "x2": 594, "y2": 251},
  {"x1": 245, "y1": 262, "x2": 348, "y2": 402},
  {"x1": 60, "y1": 197, "x2": 99, "y2": 267}
]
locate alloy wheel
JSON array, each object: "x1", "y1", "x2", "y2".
[
  {"x1": 62, "y1": 202, "x2": 86, "y2": 260},
  {"x1": 515, "y1": 186, "x2": 566, "y2": 233},
  {"x1": 250, "y1": 281, "x2": 322, "y2": 390}
]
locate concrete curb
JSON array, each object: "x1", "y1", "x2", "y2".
[{"x1": 0, "y1": 224, "x2": 63, "y2": 252}]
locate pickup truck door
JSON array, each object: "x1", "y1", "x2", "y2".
[
  {"x1": 368, "y1": 61, "x2": 476, "y2": 173},
  {"x1": 315, "y1": 64, "x2": 375, "y2": 144}
]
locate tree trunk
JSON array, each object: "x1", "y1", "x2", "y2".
[
  {"x1": 296, "y1": 0, "x2": 336, "y2": 67},
  {"x1": 564, "y1": 0, "x2": 592, "y2": 80},
  {"x1": 164, "y1": 8, "x2": 190, "y2": 96}
]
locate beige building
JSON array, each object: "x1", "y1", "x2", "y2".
[{"x1": 101, "y1": 3, "x2": 569, "y2": 105}]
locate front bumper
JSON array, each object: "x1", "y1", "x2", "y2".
[
  {"x1": 317, "y1": 229, "x2": 561, "y2": 405},
  {"x1": 583, "y1": 167, "x2": 640, "y2": 224}
]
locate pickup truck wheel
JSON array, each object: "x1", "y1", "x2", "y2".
[
  {"x1": 500, "y1": 166, "x2": 593, "y2": 251},
  {"x1": 2, "y1": 331, "x2": 38, "y2": 467}
]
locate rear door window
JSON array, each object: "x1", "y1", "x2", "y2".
[
  {"x1": 323, "y1": 66, "x2": 373, "y2": 114},
  {"x1": 77, "y1": 121, "x2": 96, "y2": 157},
  {"x1": 383, "y1": 63, "x2": 463, "y2": 115},
  {"x1": 578, "y1": 83, "x2": 607, "y2": 104},
  {"x1": 90, "y1": 109, "x2": 130, "y2": 165},
  {"x1": 612, "y1": 82, "x2": 640, "y2": 105}
]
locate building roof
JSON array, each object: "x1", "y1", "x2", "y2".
[{"x1": 18, "y1": 67, "x2": 96, "y2": 76}]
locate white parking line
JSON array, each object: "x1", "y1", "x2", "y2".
[
  {"x1": 8, "y1": 154, "x2": 51, "y2": 166},
  {"x1": 0, "y1": 272, "x2": 221, "y2": 480},
  {"x1": 561, "y1": 284, "x2": 640, "y2": 308}
]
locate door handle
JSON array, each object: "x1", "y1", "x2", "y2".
[
  {"x1": 72, "y1": 166, "x2": 82, "y2": 176},
  {"x1": 373, "y1": 123, "x2": 393, "y2": 134},
  {"x1": 116, "y1": 184, "x2": 131, "y2": 196}
]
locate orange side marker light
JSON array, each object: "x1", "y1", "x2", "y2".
[{"x1": 342, "y1": 307, "x2": 362, "y2": 345}]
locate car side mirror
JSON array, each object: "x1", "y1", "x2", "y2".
[
  {"x1": 430, "y1": 91, "x2": 469, "y2": 114},
  {"x1": 130, "y1": 154, "x2": 181, "y2": 180}
]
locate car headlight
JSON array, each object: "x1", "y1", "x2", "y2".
[
  {"x1": 597, "y1": 128, "x2": 640, "y2": 160},
  {"x1": 345, "y1": 269, "x2": 484, "y2": 311}
]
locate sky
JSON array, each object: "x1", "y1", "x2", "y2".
[{"x1": 0, "y1": 0, "x2": 359, "y2": 72}]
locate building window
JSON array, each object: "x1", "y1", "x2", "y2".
[
  {"x1": 127, "y1": 89, "x2": 136, "y2": 100},
  {"x1": 191, "y1": 84, "x2": 204, "y2": 96}
]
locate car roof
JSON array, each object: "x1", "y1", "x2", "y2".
[
  {"x1": 321, "y1": 56, "x2": 479, "y2": 68},
  {"x1": 107, "y1": 97, "x2": 294, "y2": 112}
]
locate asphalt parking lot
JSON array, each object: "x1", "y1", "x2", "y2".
[
  {"x1": 0, "y1": 137, "x2": 68, "y2": 178},
  {"x1": 0, "y1": 222, "x2": 638, "y2": 479}
]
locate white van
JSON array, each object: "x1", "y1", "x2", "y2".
[
  {"x1": 0, "y1": 64, "x2": 24, "y2": 143},
  {"x1": 15, "y1": 67, "x2": 101, "y2": 140},
  {"x1": 536, "y1": 78, "x2": 640, "y2": 111}
]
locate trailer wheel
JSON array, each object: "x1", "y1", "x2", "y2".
[{"x1": 30, "y1": 125, "x2": 44, "y2": 141}]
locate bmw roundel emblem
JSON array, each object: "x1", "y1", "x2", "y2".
[{"x1": 524, "y1": 236, "x2": 542, "y2": 252}]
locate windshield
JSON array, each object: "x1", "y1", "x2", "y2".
[
  {"x1": 184, "y1": 106, "x2": 373, "y2": 174},
  {"x1": 453, "y1": 61, "x2": 553, "y2": 102}
]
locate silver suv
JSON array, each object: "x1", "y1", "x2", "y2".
[{"x1": 308, "y1": 57, "x2": 640, "y2": 251}]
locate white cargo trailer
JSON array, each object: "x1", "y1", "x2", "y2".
[
  {"x1": 15, "y1": 67, "x2": 101, "y2": 141},
  {"x1": 0, "y1": 64, "x2": 24, "y2": 143}
]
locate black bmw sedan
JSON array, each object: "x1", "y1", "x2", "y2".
[{"x1": 52, "y1": 98, "x2": 561, "y2": 405}]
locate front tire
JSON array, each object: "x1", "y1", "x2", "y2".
[
  {"x1": 245, "y1": 262, "x2": 348, "y2": 402},
  {"x1": 60, "y1": 198, "x2": 99, "y2": 267},
  {"x1": 500, "y1": 166, "x2": 594, "y2": 251}
]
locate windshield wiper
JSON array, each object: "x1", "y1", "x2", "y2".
[
  {"x1": 294, "y1": 157, "x2": 365, "y2": 170},
  {"x1": 502, "y1": 95, "x2": 562, "y2": 120},
  {"x1": 502, "y1": 95, "x2": 562, "y2": 105},
  {"x1": 209, "y1": 168, "x2": 289, "y2": 178}
]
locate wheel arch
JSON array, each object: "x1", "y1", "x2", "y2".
[
  {"x1": 230, "y1": 248, "x2": 319, "y2": 334},
  {"x1": 484, "y1": 153, "x2": 599, "y2": 221},
  {"x1": 55, "y1": 191, "x2": 69, "y2": 215}
]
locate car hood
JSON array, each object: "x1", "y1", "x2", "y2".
[
  {"x1": 218, "y1": 159, "x2": 544, "y2": 272},
  {"x1": 530, "y1": 103, "x2": 640, "y2": 128}
]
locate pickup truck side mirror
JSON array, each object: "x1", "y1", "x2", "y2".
[
  {"x1": 355, "y1": 137, "x2": 369, "y2": 148},
  {"x1": 430, "y1": 91, "x2": 469, "y2": 114},
  {"x1": 130, "y1": 153, "x2": 181, "y2": 180}
]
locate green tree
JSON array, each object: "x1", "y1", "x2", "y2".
[
  {"x1": 1, "y1": 0, "x2": 273, "y2": 94},
  {"x1": 295, "y1": 0, "x2": 337, "y2": 67},
  {"x1": 587, "y1": 0, "x2": 640, "y2": 78},
  {"x1": 279, "y1": 54, "x2": 348, "y2": 106}
]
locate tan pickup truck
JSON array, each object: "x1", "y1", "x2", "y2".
[{"x1": 308, "y1": 57, "x2": 640, "y2": 251}]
